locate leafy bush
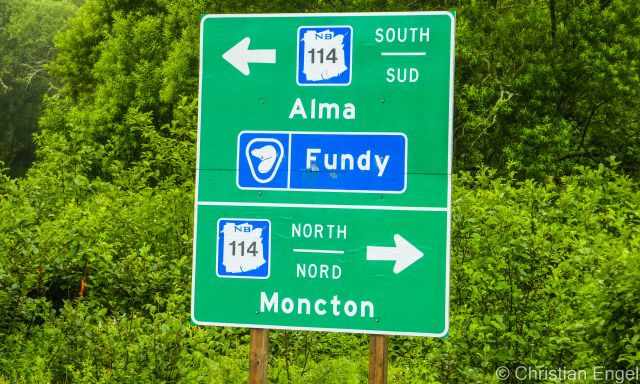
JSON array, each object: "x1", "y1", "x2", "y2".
[
  {"x1": 2, "y1": 164, "x2": 638, "y2": 383},
  {"x1": 0, "y1": 0, "x2": 78, "y2": 176},
  {"x1": 1, "y1": 0, "x2": 640, "y2": 383}
]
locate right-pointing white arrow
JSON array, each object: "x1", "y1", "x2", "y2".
[
  {"x1": 366, "y1": 234, "x2": 424, "y2": 274},
  {"x1": 222, "y1": 37, "x2": 276, "y2": 76}
]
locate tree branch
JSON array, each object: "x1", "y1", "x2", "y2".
[{"x1": 579, "y1": 102, "x2": 605, "y2": 148}]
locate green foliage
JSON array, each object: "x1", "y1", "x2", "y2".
[
  {"x1": 2, "y1": 161, "x2": 639, "y2": 382},
  {"x1": 0, "y1": 301, "x2": 250, "y2": 383},
  {"x1": 5, "y1": 0, "x2": 640, "y2": 179},
  {"x1": 384, "y1": 165, "x2": 640, "y2": 383},
  {"x1": 1, "y1": 0, "x2": 640, "y2": 382},
  {"x1": 455, "y1": 0, "x2": 640, "y2": 177},
  {"x1": 0, "y1": 0, "x2": 78, "y2": 176},
  {"x1": 10, "y1": 0, "x2": 638, "y2": 182}
]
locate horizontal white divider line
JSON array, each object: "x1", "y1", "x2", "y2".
[
  {"x1": 380, "y1": 51, "x2": 427, "y2": 56},
  {"x1": 197, "y1": 201, "x2": 448, "y2": 212},
  {"x1": 293, "y1": 248, "x2": 344, "y2": 254}
]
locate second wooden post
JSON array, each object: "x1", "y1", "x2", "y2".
[{"x1": 368, "y1": 334, "x2": 388, "y2": 384}]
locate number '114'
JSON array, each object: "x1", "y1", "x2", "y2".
[
  {"x1": 228, "y1": 241, "x2": 258, "y2": 257},
  {"x1": 307, "y1": 48, "x2": 337, "y2": 64}
]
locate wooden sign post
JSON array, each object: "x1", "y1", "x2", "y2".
[
  {"x1": 249, "y1": 329, "x2": 269, "y2": 384},
  {"x1": 248, "y1": 330, "x2": 388, "y2": 384},
  {"x1": 369, "y1": 335, "x2": 389, "y2": 384},
  {"x1": 194, "y1": 12, "x2": 455, "y2": 384}
]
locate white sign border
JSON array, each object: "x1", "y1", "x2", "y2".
[{"x1": 192, "y1": 11, "x2": 455, "y2": 338}]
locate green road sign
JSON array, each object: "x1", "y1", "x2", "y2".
[{"x1": 191, "y1": 12, "x2": 455, "y2": 337}]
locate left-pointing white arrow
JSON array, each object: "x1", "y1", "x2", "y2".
[
  {"x1": 366, "y1": 234, "x2": 424, "y2": 274},
  {"x1": 222, "y1": 37, "x2": 276, "y2": 76}
]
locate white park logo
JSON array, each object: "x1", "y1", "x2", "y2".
[{"x1": 245, "y1": 138, "x2": 284, "y2": 183}]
